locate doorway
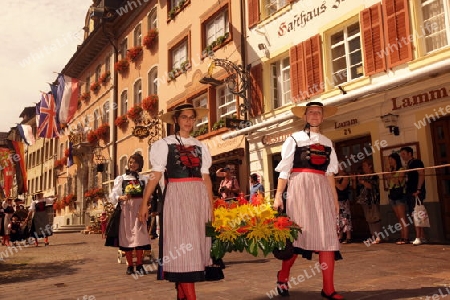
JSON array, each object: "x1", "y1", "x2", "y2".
[
  {"x1": 335, "y1": 135, "x2": 373, "y2": 240},
  {"x1": 430, "y1": 116, "x2": 450, "y2": 240}
]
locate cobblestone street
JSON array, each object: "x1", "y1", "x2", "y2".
[{"x1": 0, "y1": 233, "x2": 449, "y2": 300}]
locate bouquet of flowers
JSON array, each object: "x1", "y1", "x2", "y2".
[
  {"x1": 124, "y1": 182, "x2": 142, "y2": 196},
  {"x1": 206, "y1": 193, "x2": 301, "y2": 259}
]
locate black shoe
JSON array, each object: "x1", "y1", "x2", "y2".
[
  {"x1": 126, "y1": 266, "x2": 135, "y2": 275},
  {"x1": 321, "y1": 290, "x2": 345, "y2": 299},
  {"x1": 136, "y1": 265, "x2": 148, "y2": 275},
  {"x1": 276, "y1": 271, "x2": 289, "y2": 296}
]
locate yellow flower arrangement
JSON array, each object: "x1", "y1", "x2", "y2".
[
  {"x1": 124, "y1": 182, "x2": 142, "y2": 195},
  {"x1": 206, "y1": 194, "x2": 301, "y2": 259}
]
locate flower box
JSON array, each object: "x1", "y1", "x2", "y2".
[
  {"x1": 64, "y1": 148, "x2": 70, "y2": 157},
  {"x1": 143, "y1": 29, "x2": 158, "y2": 49},
  {"x1": 99, "y1": 71, "x2": 111, "y2": 84},
  {"x1": 90, "y1": 81, "x2": 101, "y2": 93},
  {"x1": 115, "y1": 59, "x2": 130, "y2": 74},
  {"x1": 127, "y1": 46, "x2": 143, "y2": 62},
  {"x1": 127, "y1": 105, "x2": 143, "y2": 122},
  {"x1": 114, "y1": 115, "x2": 128, "y2": 128},
  {"x1": 142, "y1": 95, "x2": 158, "y2": 113},
  {"x1": 86, "y1": 131, "x2": 98, "y2": 144},
  {"x1": 206, "y1": 195, "x2": 301, "y2": 259},
  {"x1": 80, "y1": 92, "x2": 91, "y2": 102},
  {"x1": 95, "y1": 123, "x2": 110, "y2": 139}
]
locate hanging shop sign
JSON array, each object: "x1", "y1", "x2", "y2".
[{"x1": 132, "y1": 126, "x2": 150, "y2": 139}]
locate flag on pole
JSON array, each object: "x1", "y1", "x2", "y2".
[
  {"x1": 54, "y1": 74, "x2": 79, "y2": 125},
  {"x1": 7, "y1": 140, "x2": 28, "y2": 194},
  {"x1": 17, "y1": 124, "x2": 35, "y2": 146},
  {"x1": 0, "y1": 147, "x2": 14, "y2": 197},
  {"x1": 37, "y1": 92, "x2": 60, "y2": 138}
]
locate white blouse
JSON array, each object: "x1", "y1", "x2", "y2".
[
  {"x1": 275, "y1": 131, "x2": 339, "y2": 179},
  {"x1": 109, "y1": 174, "x2": 150, "y2": 205},
  {"x1": 150, "y1": 135, "x2": 212, "y2": 175},
  {"x1": 29, "y1": 198, "x2": 54, "y2": 211}
]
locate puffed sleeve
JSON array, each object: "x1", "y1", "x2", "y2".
[
  {"x1": 150, "y1": 139, "x2": 168, "y2": 172},
  {"x1": 140, "y1": 174, "x2": 150, "y2": 185},
  {"x1": 275, "y1": 136, "x2": 297, "y2": 179},
  {"x1": 200, "y1": 141, "x2": 212, "y2": 174},
  {"x1": 326, "y1": 145, "x2": 339, "y2": 175},
  {"x1": 109, "y1": 175, "x2": 124, "y2": 206}
]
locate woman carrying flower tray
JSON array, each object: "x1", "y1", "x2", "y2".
[
  {"x1": 273, "y1": 102, "x2": 345, "y2": 300},
  {"x1": 109, "y1": 153, "x2": 151, "y2": 276}
]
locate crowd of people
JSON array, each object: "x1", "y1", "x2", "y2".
[{"x1": 0, "y1": 190, "x2": 54, "y2": 247}]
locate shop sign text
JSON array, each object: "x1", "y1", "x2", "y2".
[{"x1": 391, "y1": 87, "x2": 448, "y2": 111}]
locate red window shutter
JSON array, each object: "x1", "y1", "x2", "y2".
[
  {"x1": 303, "y1": 35, "x2": 324, "y2": 97},
  {"x1": 382, "y1": 0, "x2": 413, "y2": 68},
  {"x1": 249, "y1": 63, "x2": 263, "y2": 117},
  {"x1": 360, "y1": 3, "x2": 386, "y2": 75},
  {"x1": 248, "y1": 0, "x2": 260, "y2": 28},
  {"x1": 289, "y1": 43, "x2": 306, "y2": 102}
]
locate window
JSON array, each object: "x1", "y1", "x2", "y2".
[
  {"x1": 103, "y1": 101, "x2": 110, "y2": 124},
  {"x1": 148, "y1": 8, "x2": 158, "y2": 30},
  {"x1": 105, "y1": 54, "x2": 111, "y2": 73},
  {"x1": 271, "y1": 56, "x2": 291, "y2": 108},
  {"x1": 192, "y1": 94, "x2": 208, "y2": 128},
  {"x1": 121, "y1": 90, "x2": 128, "y2": 115},
  {"x1": 119, "y1": 156, "x2": 128, "y2": 175},
  {"x1": 419, "y1": 0, "x2": 450, "y2": 53},
  {"x1": 205, "y1": 8, "x2": 229, "y2": 46},
  {"x1": 84, "y1": 115, "x2": 90, "y2": 128},
  {"x1": 95, "y1": 65, "x2": 102, "y2": 82},
  {"x1": 264, "y1": 0, "x2": 287, "y2": 17},
  {"x1": 134, "y1": 80, "x2": 142, "y2": 105},
  {"x1": 171, "y1": 40, "x2": 188, "y2": 70},
  {"x1": 85, "y1": 76, "x2": 90, "y2": 93},
  {"x1": 171, "y1": 0, "x2": 184, "y2": 8},
  {"x1": 134, "y1": 24, "x2": 142, "y2": 47},
  {"x1": 120, "y1": 38, "x2": 128, "y2": 59},
  {"x1": 59, "y1": 144, "x2": 64, "y2": 159},
  {"x1": 94, "y1": 110, "x2": 99, "y2": 129},
  {"x1": 330, "y1": 22, "x2": 363, "y2": 86},
  {"x1": 148, "y1": 67, "x2": 158, "y2": 95},
  {"x1": 217, "y1": 85, "x2": 236, "y2": 119}
]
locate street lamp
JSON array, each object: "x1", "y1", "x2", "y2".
[{"x1": 200, "y1": 58, "x2": 250, "y2": 117}]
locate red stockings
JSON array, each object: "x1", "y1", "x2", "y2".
[
  {"x1": 125, "y1": 251, "x2": 133, "y2": 266},
  {"x1": 177, "y1": 283, "x2": 196, "y2": 300},
  {"x1": 278, "y1": 254, "x2": 298, "y2": 283},
  {"x1": 319, "y1": 251, "x2": 343, "y2": 299}
]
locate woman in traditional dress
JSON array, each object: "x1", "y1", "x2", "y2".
[
  {"x1": 109, "y1": 153, "x2": 151, "y2": 275},
  {"x1": 139, "y1": 103, "x2": 214, "y2": 300},
  {"x1": 27, "y1": 191, "x2": 53, "y2": 247},
  {"x1": 273, "y1": 102, "x2": 344, "y2": 300}
]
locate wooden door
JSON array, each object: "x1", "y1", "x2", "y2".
[{"x1": 430, "y1": 117, "x2": 450, "y2": 240}]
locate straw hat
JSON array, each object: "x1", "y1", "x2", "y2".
[
  {"x1": 291, "y1": 101, "x2": 338, "y2": 119},
  {"x1": 160, "y1": 103, "x2": 209, "y2": 124}
]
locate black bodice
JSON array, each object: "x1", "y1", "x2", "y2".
[
  {"x1": 292, "y1": 143, "x2": 332, "y2": 172},
  {"x1": 166, "y1": 143, "x2": 203, "y2": 179}
]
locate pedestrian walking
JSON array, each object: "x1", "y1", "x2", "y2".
[{"x1": 27, "y1": 191, "x2": 53, "y2": 247}]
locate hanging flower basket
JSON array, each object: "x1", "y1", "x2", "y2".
[
  {"x1": 95, "y1": 123, "x2": 110, "y2": 140},
  {"x1": 99, "y1": 71, "x2": 111, "y2": 84},
  {"x1": 127, "y1": 46, "x2": 143, "y2": 62},
  {"x1": 63, "y1": 194, "x2": 76, "y2": 205},
  {"x1": 54, "y1": 159, "x2": 65, "y2": 169},
  {"x1": 127, "y1": 105, "x2": 143, "y2": 122},
  {"x1": 115, "y1": 59, "x2": 130, "y2": 74},
  {"x1": 90, "y1": 81, "x2": 101, "y2": 93},
  {"x1": 114, "y1": 115, "x2": 128, "y2": 128},
  {"x1": 142, "y1": 95, "x2": 158, "y2": 113},
  {"x1": 80, "y1": 92, "x2": 91, "y2": 102},
  {"x1": 143, "y1": 29, "x2": 158, "y2": 49},
  {"x1": 84, "y1": 188, "x2": 105, "y2": 201},
  {"x1": 86, "y1": 131, "x2": 99, "y2": 144},
  {"x1": 64, "y1": 148, "x2": 70, "y2": 157}
]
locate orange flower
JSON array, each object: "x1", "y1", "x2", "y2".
[{"x1": 273, "y1": 216, "x2": 294, "y2": 230}]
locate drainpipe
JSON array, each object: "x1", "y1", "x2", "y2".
[{"x1": 221, "y1": 57, "x2": 450, "y2": 140}]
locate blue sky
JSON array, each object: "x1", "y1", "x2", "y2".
[{"x1": 0, "y1": 0, "x2": 92, "y2": 132}]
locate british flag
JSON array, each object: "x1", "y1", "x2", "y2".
[{"x1": 37, "y1": 92, "x2": 60, "y2": 138}]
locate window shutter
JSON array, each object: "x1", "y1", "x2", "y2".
[
  {"x1": 248, "y1": 0, "x2": 260, "y2": 28},
  {"x1": 382, "y1": 0, "x2": 412, "y2": 68},
  {"x1": 303, "y1": 35, "x2": 324, "y2": 97},
  {"x1": 208, "y1": 87, "x2": 216, "y2": 130},
  {"x1": 290, "y1": 43, "x2": 306, "y2": 102},
  {"x1": 249, "y1": 63, "x2": 263, "y2": 117},
  {"x1": 360, "y1": 3, "x2": 386, "y2": 76}
]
